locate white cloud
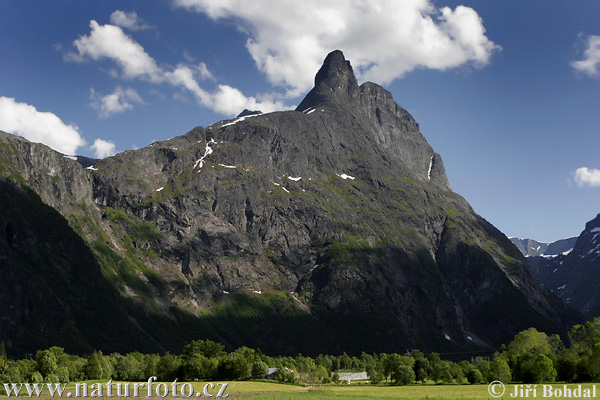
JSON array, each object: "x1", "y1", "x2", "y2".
[
  {"x1": 574, "y1": 167, "x2": 600, "y2": 187},
  {"x1": 110, "y1": 10, "x2": 153, "y2": 31},
  {"x1": 164, "y1": 65, "x2": 287, "y2": 114},
  {"x1": 173, "y1": 0, "x2": 500, "y2": 94},
  {"x1": 90, "y1": 86, "x2": 144, "y2": 118},
  {"x1": 196, "y1": 62, "x2": 215, "y2": 81},
  {"x1": 70, "y1": 20, "x2": 163, "y2": 82},
  {"x1": 212, "y1": 84, "x2": 287, "y2": 114},
  {"x1": 69, "y1": 20, "x2": 289, "y2": 116},
  {"x1": 164, "y1": 65, "x2": 212, "y2": 105},
  {"x1": 0, "y1": 97, "x2": 86, "y2": 155},
  {"x1": 91, "y1": 138, "x2": 116, "y2": 158},
  {"x1": 571, "y1": 35, "x2": 600, "y2": 77}
]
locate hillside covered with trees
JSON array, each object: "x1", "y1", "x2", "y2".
[{"x1": 2, "y1": 319, "x2": 600, "y2": 387}]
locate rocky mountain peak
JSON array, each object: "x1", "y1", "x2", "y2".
[
  {"x1": 314, "y1": 50, "x2": 359, "y2": 93},
  {"x1": 297, "y1": 50, "x2": 360, "y2": 111},
  {"x1": 237, "y1": 109, "x2": 262, "y2": 118},
  {"x1": 0, "y1": 50, "x2": 580, "y2": 356},
  {"x1": 584, "y1": 214, "x2": 600, "y2": 232},
  {"x1": 525, "y1": 213, "x2": 600, "y2": 318}
]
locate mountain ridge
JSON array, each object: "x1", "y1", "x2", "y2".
[
  {"x1": 0, "y1": 51, "x2": 580, "y2": 356},
  {"x1": 520, "y1": 214, "x2": 600, "y2": 318},
  {"x1": 511, "y1": 236, "x2": 578, "y2": 257}
]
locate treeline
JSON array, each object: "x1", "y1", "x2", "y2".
[{"x1": 2, "y1": 318, "x2": 600, "y2": 385}]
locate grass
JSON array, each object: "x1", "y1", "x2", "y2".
[
  {"x1": 231, "y1": 382, "x2": 600, "y2": 400},
  {"x1": 10, "y1": 381, "x2": 598, "y2": 400}
]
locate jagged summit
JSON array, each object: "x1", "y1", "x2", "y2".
[
  {"x1": 314, "y1": 50, "x2": 356, "y2": 87},
  {"x1": 237, "y1": 109, "x2": 262, "y2": 118},
  {"x1": 297, "y1": 50, "x2": 360, "y2": 111},
  {"x1": 0, "y1": 50, "x2": 581, "y2": 356},
  {"x1": 294, "y1": 51, "x2": 451, "y2": 189},
  {"x1": 584, "y1": 213, "x2": 600, "y2": 231}
]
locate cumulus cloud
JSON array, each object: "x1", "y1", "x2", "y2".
[
  {"x1": 69, "y1": 20, "x2": 163, "y2": 82},
  {"x1": 91, "y1": 138, "x2": 117, "y2": 158},
  {"x1": 173, "y1": 0, "x2": 500, "y2": 93},
  {"x1": 0, "y1": 97, "x2": 86, "y2": 155},
  {"x1": 90, "y1": 86, "x2": 144, "y2": 118},
  {"x1": 164, "y1": 65, "x2": 287, "y2": 114},
  {"x1": 68, "y1": 20, "x2": 291, "y2": 116},
  {"x1": 110, "y1": 10, "x2": 153, "y2": 31},
  {"x1": 574, "y1": 167, "x2": 600, "y2": 187},
  {"x1": 571, "y1": 35, "x2": 600, "y2": 77}
]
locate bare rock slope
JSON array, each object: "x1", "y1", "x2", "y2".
[{"x1": 0, "y1": 51, "x2": 580, "y2": 356}]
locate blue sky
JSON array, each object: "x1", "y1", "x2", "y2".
[{"x1": 0, "y1": 1, "x2": 599, "y2": 242}]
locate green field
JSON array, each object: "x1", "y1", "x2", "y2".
[
  {"x1": 223, "y1": 382, "x2": 598, "y2": 400},
  {"x1": 6, "y1": 381, "x2": 597, "y2": 400}
]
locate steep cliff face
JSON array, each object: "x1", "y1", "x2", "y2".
[
  {"x1": 526, "y1": 214, "x2": 600, "y2": 318},
  {"x1": 0, "y1": 51, "x2": 580, "y2": 357}
]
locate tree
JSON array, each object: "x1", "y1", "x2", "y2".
[
  {"x1": 251, "y1": 361, "x2": 269, "y2": 379},
  {"x1": 56, "y1": 366, "x2": 69, "y2": 383},
  {"x1": 315, "y1": 354, "x2": 333, "y2": 372},
  {"x1": 366, "y1": 364, "x2": 383, "y2": 384},
  {"x1": 338, "y1": 353, "x2": 352, "y2": 370},
  {"x1": 488, "y1": 358, "x2": 511, "y2": 383},
  {"x1": 556, "y1": 349, "x2": 578, "y2": 382},
  {"x1": 30, "y1": 371, "x2": 43, "y2": 384},
  {"x1": 474, "y1": 358, "x2": 491, "y2": 381},
  {"x1": 466, "y1": 368, "x2": 484, "y2": 384},
  {"x1": 183, "y1": 354, "x2": 215, "y2": 380},
  {"x1": 183, "y1": 340, "x2": 225, "y2": 359},
  {"x1": 427, "y1": 353, "x2": 444, "y2": 382},
  {"x1": 332, "y1": 358, "x2": 340, "y2": 371},
  {"x1": 157, "y1": 353, "x2": 181, "y2": 381},
  {"x1": 570, "y1": 318, "x2": 600, "y2": 353},
  {"x1": 309, "y1": 366, "x2": 328, "y2": 384},
  {"x1": 36, "y1": 350, "x2": 57, "y2": 377},
  {"x1": 413, "y1": 357, "x2": 431, "y2": 383},
  {"x1": 392, "y1": 364, "x2": 415, "y2": 385},
  {"x1": 384, "y1": 354, "x2": 413, "y2": 383},
  {"x1": 507, "y1": 328, "x2": 553, "y2": 381},
  {"x1": 64, "y1": 355, "x2": 86, "y2": 382},
  {"x1": 217, "y1": 353, "x2": 249, "y2": 380},
  {"x1": 142, "y1": 354, "x2": 160, "y2": 379},
  {"x1": 115, "y1": 354, "x2": 141, "y2": 381},
  {"x1": 84, "y1": 351, "x2": 103, "y2": 380},
  {"x1": 448, "y1": 362, "x2": 465, "y2": 383},
  {"x1": 582, "y1": 343, "x2": 600, "y2": 381},
  {"x1": 522, "y1": 354, "x2": 557, "y2": 383},
  {"x1": 2, "y1": 362, "x2": 23, "y2": 383},
  {"x1": 331, "y1": 372, "x2": 340, "y2": 384}
]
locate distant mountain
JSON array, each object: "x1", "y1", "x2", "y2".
[
  {"x1": 518, "y1": 215, "x2": 600, "y2": 318},
  {"x1": 510, "y1": 237, "x2": 578, "y2": 257},
  {"x1": 0, "y1": 51, "x2": 580, "y2": 357}
]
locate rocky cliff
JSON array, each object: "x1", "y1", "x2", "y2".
[
  {"x1": 524, "y1": 214, "x2": 600, "y2": 318},
  {"x1": 0, "y1": 51, "x2": 580, "y2": 357}
]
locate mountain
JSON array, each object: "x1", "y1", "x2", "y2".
[
  {"x1": 510, "y1": 237, "x2": 578, "y2": 257},
  {"x1": 0, "y1": 50, "x2": 580, "y2": 357},
  {"x1": 521, "y1": 215, "x2": 600, "y2": 318}
]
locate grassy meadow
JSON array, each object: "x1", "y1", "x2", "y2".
[
  {"x1": 223, "y1": 381, "x2": 598, "y2": 400},
  {"x1": 7, "y1": 380, "x2": 598, "y2": 400}
]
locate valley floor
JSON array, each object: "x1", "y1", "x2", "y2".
[{"x1": 8, "y1": 381, "x2": 598, "y2": 400}]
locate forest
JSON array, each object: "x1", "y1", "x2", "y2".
[{"x1": 2, "y1": 318, "x2": 600, "y2": 386}]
